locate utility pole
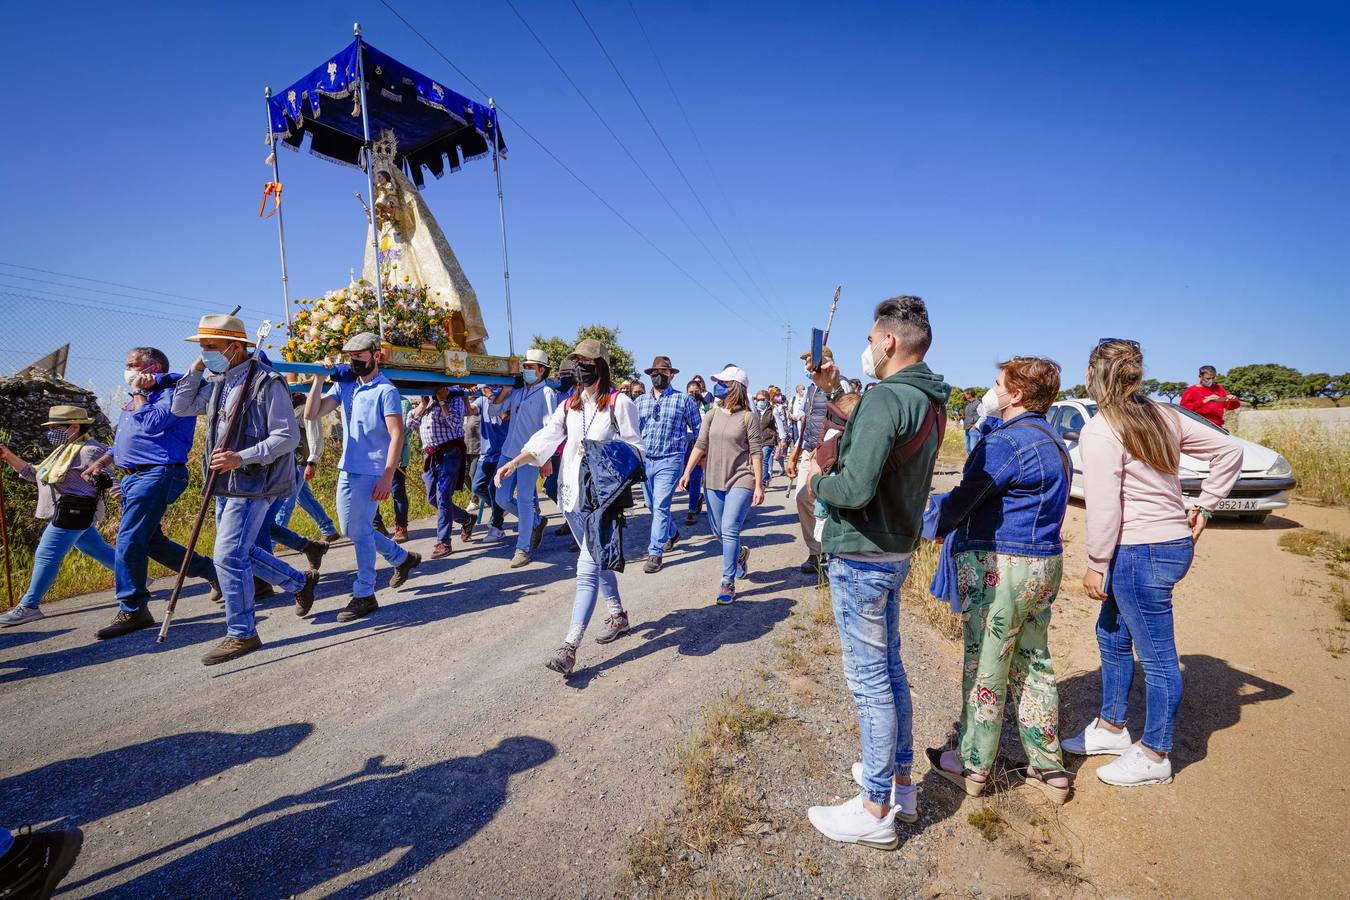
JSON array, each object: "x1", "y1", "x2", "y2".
[{"x1": 783, "y1": 324, "x2": 794, "y2": 390}]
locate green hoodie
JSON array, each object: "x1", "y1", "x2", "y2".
[{"x1": 810, "y1": 362, "x2": 950, "y2": 555}]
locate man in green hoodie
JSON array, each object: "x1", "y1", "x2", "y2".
[{"x1": 803, "y1": 295, "x2": 950, "y2": 851}]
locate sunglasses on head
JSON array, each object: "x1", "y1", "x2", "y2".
[{"x1": 1096, "y1": 338, "x2": 1141, "y2": 351}]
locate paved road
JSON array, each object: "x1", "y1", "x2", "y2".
[{"x1": 0, "y1": 477, "x2": 815, "y2": 898}]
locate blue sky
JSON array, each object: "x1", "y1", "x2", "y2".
[{"x1": 2, "y1": 0, "x2": 1347, "y2": 408}]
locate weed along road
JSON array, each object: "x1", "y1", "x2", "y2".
[{"x1": 0, "y1": 488, "x2": 811, "y2": 897}]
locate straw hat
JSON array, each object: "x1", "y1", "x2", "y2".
[
  {"x1": 523, "y1": 348, "x2": 551, "y2": 367},
  {"x1": 42, "y1": 405, "x2": 95, "y2": 427},
  {"x1": 185, "y1": 314, "x2": 255, "y2": 346}
]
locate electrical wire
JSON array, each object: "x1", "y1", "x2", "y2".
[{"x1": 0, "y1": 261, "x2": 269, "y2": 318}]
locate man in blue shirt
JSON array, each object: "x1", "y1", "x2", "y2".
[
  {"x1": 85, "y1": 346, "x2": 219, "y2": 640},
  {"x1": 305, "y1": 333, "x2": 421, "y2": 621},
  {"x1": 636, "y1": 355, "x2": 701, "y2": 573},
  {"x1": 488, "y1": 348, "x2": 556, "y2": 568},
  {"x1": 471, "y1": 385, "x2": 509, "y2": 538}
]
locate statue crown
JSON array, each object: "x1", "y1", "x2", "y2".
[{"x1": 371, "y1": 130, "x2": 399, "y2": 172}]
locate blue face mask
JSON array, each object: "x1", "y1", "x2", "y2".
[
  {"x1": 522, "y1": 368, "x2": 540, "y2": 386},
  {"x1": 46, "y1": 428, "x2": 71, "y2": 446},
  {"x1": 755, "y1": 400, "x2": 769, "y2": 412},
  {"x1": 202, "y1": 350, "x2": 230, "y2": 374},
  {"x1": 712, "y1": 381, "x2": 729, "y2": 400}
]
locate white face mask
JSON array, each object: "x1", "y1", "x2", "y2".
[
  {"x1": 124, "y1": 368, "x2": 142, "y2": 388},
  {"x1": 860, "y1": 342, "x2": 881, "y2": 381}
]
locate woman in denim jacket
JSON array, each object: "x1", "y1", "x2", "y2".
[{"x1": 930, "y1": 358, "x2": 1073, "y2": 804}]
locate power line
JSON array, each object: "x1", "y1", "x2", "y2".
[
  {"x1": 0, "y1": 272, "x2": 268, "y2": 320},
  {"x1": 375, "y1": 0, "x2": 756, "y2": 326},
  {"x1": 0, "y1": 263, "x2": 271, "y2": 319},
  {"x1": 0, "y1": 289, "x2": 200, "y2": 325},
  {"x1": 501, "y1": 0, "x2": 760, "y2": 318},
  {"x1": 569, "y1": 0, "x2": 781, "y2": 322}
]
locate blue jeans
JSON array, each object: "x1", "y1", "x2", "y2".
[
  {"x1": 1097, "y1": 538, "x2": 1194, "y2": 753},
  {"x1": 473, "y1": 457, "x2": 506, "y2": 528},
  {"x1": 828, "y1": 555, "x2": 915, "y2": 806},
  {"x1": 263, "y1": 467, "x2": 310, "y2": 553},
  {"x1": 213, "y1": 496, "x2": 305, "y2": 638},
  {"x1": 684, "y1": 448, "x2": 704, "y2": 514},
  {"x1": 964, "y1": 427, "x2": 980, "y2": 454},
  {"x1": 760, "y1": 445, "x2": 775, "y2": 487},
  {"x1": 337, "y1": 471, "x2": 409, "y2": 597},
  {"x1": 563, "y1": 510, "x2": 622, "y2": 644},
  {"x1": 423, "y1": 445, "x2": 473, "y2": 545},
  {"x1": 495, "y1": 463, "x2": 540, "y2": 552},
  {"x1": 645, "y1": 455, "x2": 683, "y2": 556},
  {"x1": 278, "y1": 473, "x2": 338, "y2": 537},
  {"x1": 705, "y1": 486, "x2": 753, "y2": 584},
  {"x1": 20, "y1": 523, "x2": 115, "y2": 609},
  {"x1": 115, "y1": 465, "x2": 216, "y2": 613}
]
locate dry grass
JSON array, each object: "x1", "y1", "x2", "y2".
[
  {"x1": 968, "y1": 807, "x2": 1006, "y2": 842},
  {"x1": 902, "y1": 539, "x2": 963, "y2": 641},
  {"x1": 1250, "y1": 420, "x2": 1350, "y2": 506},
  {"x1": 1279, "y1": 529, "x2": 1350, "y2": 565}
]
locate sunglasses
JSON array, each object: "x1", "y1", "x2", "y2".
[{"x1": 1096, "y1": 338, "x2": 1141, "y2": 351}]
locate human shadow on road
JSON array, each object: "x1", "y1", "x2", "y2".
[
  {"x1": 0, "y1": 627, "x2": 75, "y2": 652},
  {"x1": 566, "y1": 596, "x2": 795, "y2": 689},
  {"x1": 0, "y1": 723, "x2": 313, "y2": 827},
  {"x1": 1056, "y1": 654, "x2": 1292, "y2": 774},
  {"x1": 75, "y1": 736, "x2": 555, "y2": 899}
]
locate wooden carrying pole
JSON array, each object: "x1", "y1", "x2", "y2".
[{"x1": 0, "y1": 464, "x2": 12, "y2": 607}]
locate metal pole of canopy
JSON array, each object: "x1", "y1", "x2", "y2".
[
  {"x1": 354, "y1": 22, "x2": 386, "y2": 344},
  {"x1": 262, "y1": 87, "x2": 293, "y2": 329},
  {"x1": 489, "y1": 99, "x2": 516, "y2": 358}
]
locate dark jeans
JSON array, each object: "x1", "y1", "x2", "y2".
[
  {"x1": 115, "y1": 465, "x2": 216, "y2": 612},
  {"x1": 472, "y1": 456, "x2": 506, "y2": 528},
  {"x1": 424, "y1": 445, "x2": 474, "y2": 545},
  {"x1": 543, "y1": 453, "x2": 561, "y2": 505},
  {"x1": 372, "y1": 467, "x2": 410, "y2": 531},
  {"x1": 1097, "y1": 537, "x2": 1194, "y2": 753},
  {"x1": 683, "y1": 447, "x2": 704, "y2": 514},
  {"x1": 265, "y1": 465, "x2": 310, "y2": 553}
]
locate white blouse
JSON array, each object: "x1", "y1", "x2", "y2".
[{"x1": 521, "y1": 389, "x2": 645, "y2": 514}]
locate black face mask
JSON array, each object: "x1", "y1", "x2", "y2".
[
  {"x1": 558, "y1": 375, "x2": 577, "y2": 393},
  {"x1": 350, "y1": 358, "x2": 375, "y2": 377},
  {"x1": 650, "y1": 373, "x2": 670, "y2": 391},
  {"x1": 575, "y1": 360, "x2": 599, "y2": 386}
]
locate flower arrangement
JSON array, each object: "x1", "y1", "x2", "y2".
[{"x1": 283, "y1": 280, "x2": 451, "y2": 362}]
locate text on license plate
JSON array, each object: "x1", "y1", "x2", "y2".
[{"x1": 1216, "y1": 498, "x2": 1259, "y2": 511}]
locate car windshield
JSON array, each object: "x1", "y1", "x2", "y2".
[{"x1": 1166, "y1": 403, "x2": 1230, "y2": 434}]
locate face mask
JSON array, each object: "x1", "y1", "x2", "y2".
[
  {"x1": 350, "y1": 357, "x2": 374, "y2": 377},
  {"x1": 755, "y1": 400, "x2": 768, "y2": 412},
  {"x1": 46, "y1": 428, "x2": 71, "y2": 446},
  {"x1": 124, "y1": 368, "x2": 144, "y2": 388},
  {"x1": 712, "y1": 381, "x2": 729, "y2": 400},
  {"x1": 202, "y1": 350, "x2": 231, "y2": 374},
  {"x1": 650, "y1": 373, "x2": 669, "y2": 391},
  {"x1": 522, "y1": 368, "x2": 540, "y2": 386},
  {"x1": 575, "y1": 360, "x2": 599, "y2": 386},
  {"x1": 860, "y1": 343, "x2": 880, "y2": 381},
  {"x1": 1200, "y1": 377, "x2": 1214, "y2": 387}
]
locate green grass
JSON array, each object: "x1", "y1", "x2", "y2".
[
  {"x1": 0, "y1": 428, "x2": 440, "y2": 610},
  {"x1": 1250, "y1": 420, "x2": 1350, "y2": 506}
]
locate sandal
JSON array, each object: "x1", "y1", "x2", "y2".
[
  {"x1": 1024, "y1": 767, "x2": 1072, "y2": 805},
  {"x1": 925, "y1": 747, "x2": 987, "y2": 797}
]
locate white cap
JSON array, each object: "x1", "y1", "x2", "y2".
[
  {"x1": 524, "y1": 348, "x2": 550, "y2": 367},
  {"x1": 711, "y1": 365, "x2": 748, "y2": 387}
]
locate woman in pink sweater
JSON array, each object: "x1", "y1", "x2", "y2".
[{"x1": 1063, "y1": 339, "x2": 1242, "y2": 787}]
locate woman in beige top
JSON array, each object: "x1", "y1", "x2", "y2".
[{"x1": 679, "y1": 365, "x2": 764, "y2": 604}]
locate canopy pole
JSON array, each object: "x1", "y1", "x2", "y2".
[
  {"x1": 354, "y1": 22, "x2": 386, "y2": 345},
  {"x1": 262, "y1": 87, "x2": 293, "y2": 329},
  {"x1": 489, "y1": 99, "x2": 516, "y2": 358}
]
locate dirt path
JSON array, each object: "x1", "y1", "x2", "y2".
[{"x1": 0, "y1": 480, "x2": 815, "y2": 898}]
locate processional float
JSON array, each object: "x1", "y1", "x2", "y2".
[{"x1": 264, "y1": 23, "x2": 520, "y2": 393}]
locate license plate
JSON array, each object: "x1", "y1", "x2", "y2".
[{"x1": 1216, "y1": 498, "x2": 1259, "y2": 511}]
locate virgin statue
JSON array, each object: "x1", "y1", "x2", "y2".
[{"x1": 362, "y1": 131, "x2": 488, "y2": 353}]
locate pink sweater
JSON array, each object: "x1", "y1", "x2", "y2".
[{"x1": 1080, "y1": 408, "x2": 1243, "y2": 573}]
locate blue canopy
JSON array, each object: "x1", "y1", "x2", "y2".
[{"x1": 268, "y1": 39, "x2": 504, "y2": 188}]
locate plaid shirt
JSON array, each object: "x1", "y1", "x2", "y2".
[
  {"x1": 407, "y1": 394, "x2": 465, "y2": 451},
  {"x1": 636, "y1": 386, "x2": 702, "y2": 459}
]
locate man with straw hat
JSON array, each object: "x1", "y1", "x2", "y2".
[
  {"x1": 635, "y1": 354, "x2": 701, "y2": 573},
  {"x1": 488, "y1": 347, "x2": 557, "y2": 568},
  {"x1": 173, "y1": 314, "x2": 320, "y2": 665}
]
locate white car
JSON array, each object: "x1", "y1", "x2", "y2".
[{"x1": 1046, "y1": 399, "x2": 1296, "y2": 522}]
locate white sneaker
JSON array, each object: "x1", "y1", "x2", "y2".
[
  {"x1": 1062, "y1": 718, "x2": 1133, "y2": 756},
  {"x1": 851, "y1": 762, "x2": 919, "y2": 823},
  {"x1": 485, "y1": 526, "x2": 505, "y2": 541},
  {"x1": 807, "y1": 793, "x2": 898, "y2": 849},
  {"x1": 466, "y1": 497, "x2": 481, "y2": 514},
  {"x1": 0, "y1": 606, "x2": 44, "y2": 627},
  {"x1": 1096, "y1": 744, "x2": 1173, "y2": 786}
]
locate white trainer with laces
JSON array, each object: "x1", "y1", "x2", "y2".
[
  {"x1": 1096, "y1": 744, "x2": 1173, "y2": 786},
  {"x1": 0, "y1": 606, "x2": 44, "y2": 627},
  {"x1": 1062, "y1": 717, "x2": 1133, "y2": 756},
  {"x1": 851, "y1": 762, "x2": 918, "y2": 823},
  {"x1": 807, "y1": 793, "x2": 898, "y2": 850}
]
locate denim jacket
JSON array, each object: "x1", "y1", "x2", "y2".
[{"x1": 936, "y1": 412, "x2": 1069, "y2": 557}]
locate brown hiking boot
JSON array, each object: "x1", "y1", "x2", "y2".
[
  {"x1": 95, "y1": 607, "x2": 155, "y2": 640},
  {"x1": 201, "y1": 635, "x2": 262, "y2": 666},
  {"x1": 545, "y1": 642, "x2": 578, "y2": 677},
  {"x1": 390, "y1": 551, "x2": 422, "y2": 587},
  {"x1": 294, "y1": 570, "x2": 321, "y2": 617},
  {"x1": 303, "y1": 540, "x2": 329, "y2": 570},
  {"x1": 206, "y1": 577, "x2": 223, "y2": 604},
  {"x1": 393, "y1": 525, "x2": 409, "y2": 543},
  {"x1": 322, "y1": 533, "x2": 340, "y2": 543},
  {"x1": 594, "y1": 611, "x2": 630, "y2": 644},
  {"x1": 431, "y1": 542, "x2": 452, "y2": 560},
  {"x1": 337, "y1": 595, "x2": 378, "y2": 622}
]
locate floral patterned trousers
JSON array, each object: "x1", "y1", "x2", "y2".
[{"x1": 955, "y1": 551, "x2": 1065, "y2": 775}]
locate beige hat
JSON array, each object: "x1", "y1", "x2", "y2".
[
  {"x1": 185, "y1": 314, "x2": 255, "y2": 346},
  {"x1": 799, "y1": 346, "x2": 834, "y2": 361},
  {"x1": 42, "y1": 405, "x2": 95, "y2": 427},
  {"x1": 342, "y1": 331, "x2": 382, "y2": 353},
  {"x1": 523, "y1": 347, "x2": 551, "y2": 367},
  {"x1": 570, "y1": 338, "x2": 610, "y2": 364}
]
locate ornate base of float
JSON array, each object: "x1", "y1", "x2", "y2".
[{"x1": 274, "y1": 347, "x2": 520, "y2": 394}]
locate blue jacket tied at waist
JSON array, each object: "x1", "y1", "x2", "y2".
[{"x1": 578, "y1": 438, "x2": 645, "y2": 572}]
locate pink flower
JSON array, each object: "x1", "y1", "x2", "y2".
[{"x1": 983, "y1": 571, "x2": 1001, "y2": 588}]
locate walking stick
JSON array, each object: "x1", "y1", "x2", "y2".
[
  {"x1": 156, "y1": 321, "x2": 272, "y2": 643},
  {"x1": 0, "y1": 428, "x2": 13, "y2": 607}
]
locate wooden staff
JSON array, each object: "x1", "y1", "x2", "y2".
[{"x1": 0, "y1": 429, "x2": 12, "y2": 606}]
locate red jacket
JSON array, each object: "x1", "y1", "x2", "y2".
[{"x1": 1180, "y1": 383, "x2": 1240, "y2": 427}]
